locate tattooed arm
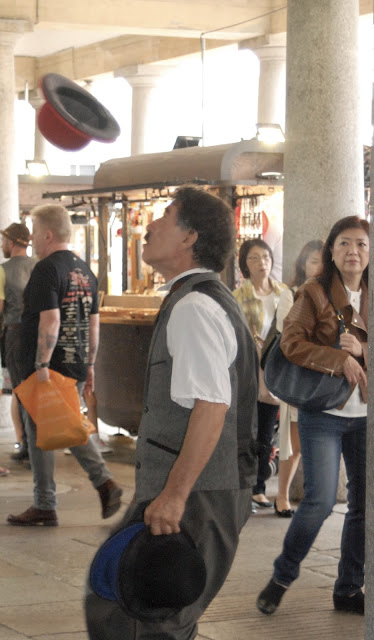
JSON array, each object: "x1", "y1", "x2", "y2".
[
  {"x1": 35, "y1": 309, "x2": 61, "y2": 382},
  {"x1": 84, "y1": 313, "x2": 100, "y2": 393}
]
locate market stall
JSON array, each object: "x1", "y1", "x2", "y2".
[{"x1": 42, "y1": 139, "x2": 284, "y2": 434}]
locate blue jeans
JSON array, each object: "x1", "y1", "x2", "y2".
[
  {"x1": 22, "y1": 381, "x2": 112, "y2": 510},
  {"x1": 273, "y1": 410, "x2": 366, "y2": 596}
]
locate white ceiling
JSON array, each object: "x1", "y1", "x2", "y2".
[
  {"x1": 14, "y1": 28, "x2": 130, "y2": 58},
  {"x1": 12, "y1": 9, "x2": 373, "y2": 62}
]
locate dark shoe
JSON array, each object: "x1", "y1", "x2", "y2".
[
  {"x1": 333, "y1": 591, "x2": 364, "y2": 615},
  {"x1": 7, "y1": 506, "x2": 58, "y2": 527},
  {"x1": 252, "y1": 497, "x2": 273, "y2": 508},
  {"x1": 97, "y1": 479, "x2": 122, "y2": 519},
  {"x1": 257, "y1": 579, "x2": 287, "y2": 615},
  {"x1": 274, "y1": 499, "x2": 294, "y2": 518},
  {"x1": 10, "y1": 445, "x2": 29, "y2": 462}
]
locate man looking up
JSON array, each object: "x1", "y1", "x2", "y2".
[
  {"x1": 0, "y1": 223, "x2": 36, "y2": 462},
  {"x1": 86, "y1": 185, "x2": 258, "y2": 639},
  {"x1": 7, "y1": 204, "x2": 122, "y2": 526}
]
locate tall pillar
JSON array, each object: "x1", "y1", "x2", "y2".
[
  {"x1": 0, "y1": 20, "x2": 31, "y2": 228},
  {"x1": 29, "y1": 89, "x2": 48, "y2": 163},
  {"x1": 254, "y1": 45, "x2": 286, "y2": 129},
  {"x1": 114, "y1": 65, "x2": 167, "y2": 155},
  {"x1": 365, "y1": 68, "x2": 374, "y2": 640},
  {"x1": 240, "y1": 35, "x2": 286, "y2": 130},
  {"x1": 282, "y1": 0, "x2": 364, "y2": 282}
]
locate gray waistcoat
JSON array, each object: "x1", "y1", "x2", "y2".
[
  {"x1": 135, "y1": 272, "x2": 258, "y2": 503},
  {"x1": 2, "y1": 256, "x2": 36, "y2": 325}
]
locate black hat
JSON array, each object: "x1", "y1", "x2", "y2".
[
  {"x1": 1, "y1": 223, "x2": 30, "y2": 246},
  {"x1": 89, "y1": 522, "x2": 206, "y2": 622},
  {"x1": 37, "y1": 73, "x2": 121, "y2": 151}
]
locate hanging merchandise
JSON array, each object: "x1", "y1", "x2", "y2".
[{"x1": 236, "y1": 194, "x2": 264, "y2": 241}]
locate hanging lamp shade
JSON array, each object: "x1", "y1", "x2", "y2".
[{"x1": 37, "y1": 73, "x2": 121, "y2": 151}]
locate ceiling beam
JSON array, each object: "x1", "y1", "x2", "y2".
[{"x1": 15, "y1": 34, "x2": 233, "y2": 91}]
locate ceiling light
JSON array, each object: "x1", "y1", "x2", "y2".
[
  {"x1": 26, "y1": 160, "x2": 50, "y2": 178},
  {"x1": 256, "y1": 123, "x2": 285, "y2": 144}
]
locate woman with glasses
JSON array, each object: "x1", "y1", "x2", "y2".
[{"x1": 233, "y1": 239, "x2": 287, "y2": 509}]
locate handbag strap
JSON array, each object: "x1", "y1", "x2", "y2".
[{"x1": 324, "y1": 289, "x2": 349, "y2": 336}]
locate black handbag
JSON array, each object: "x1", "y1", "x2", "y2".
[
  {"x1": 260, "y1": 287, "x2": 296, "y2": 371},
  {"x1": 263, "y1": 292, "x2": 352, "y2": 412}
]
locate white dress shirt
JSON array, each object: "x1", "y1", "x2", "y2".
[
  {"x1": 325, "y1": 287, "x2": 366, "y2": 418},
  {"x1": 158, "y1": 269, "x2": 237, "y2": 409}
]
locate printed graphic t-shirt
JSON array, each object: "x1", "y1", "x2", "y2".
[{"x1": 21, "y1": 250, "x2": 98, "y2": 381}]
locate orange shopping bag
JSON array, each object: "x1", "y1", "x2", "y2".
[{"x1": 15, "y1": 371, "x2": 95, "y2": 450}]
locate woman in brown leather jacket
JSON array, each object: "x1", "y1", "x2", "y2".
[{"x1": 257, "y1": 215, "x2": 368, "y2": 617}]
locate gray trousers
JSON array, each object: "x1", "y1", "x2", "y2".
[
  {"x1": 22, "y1": 381, "x2": 112, "y2": 510},
  {"x1": 85, "y1": 487, "x2": 252, "y2": 640},
  {"x1": 5, "y1": 325, "x2": 28, "y2": 447}
]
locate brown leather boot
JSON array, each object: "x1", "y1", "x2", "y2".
[
  {"x1": 7, "y1": 506, "x2": 58, "y2": 527},
  {"x1": 97, "y1": 479, "x2": 122, "y2": 519}
]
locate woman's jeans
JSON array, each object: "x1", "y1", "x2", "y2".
[
  {"x1": 253, "y1": 401, "x2": 279, "y2": 495},
  {"x1": 273, "y1": 410, "x2": 366, "y2": 596}
]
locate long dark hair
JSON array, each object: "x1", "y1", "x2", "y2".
[
  {"x1": 238, "y1": 238, "x2": 274, "y2": 280},
  {"x1": 319, "y1": 216, "x2": 369, "y2": 291},
  {"x1": 289, "y1": 239, "x2": 324, "y2": 287}
]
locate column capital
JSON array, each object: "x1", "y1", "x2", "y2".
[
  {"x1": 252, "y1": 45, "x2": 286, "y2": 63},
  {"x1": 114, "y1": 63, "x2": 175, "y2": 88},
  {"x1": 239, "y1": 32, "x2": 286, "y2": 59},
  {"x1": 28, "y1": 88, "x2": 45, "y2": 111},
  {"x1": 0, "y1": 19, "x2": 32, "y2": 48}
]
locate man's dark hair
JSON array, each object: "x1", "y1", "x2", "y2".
[
  {"x1": 319, "y1": 215, "x2": 369, "y2": 291},
  {"x1": 238, "y1": 238, "x2": 274, "y2": 280},
  {"x1": 173, "y1": 185, "x2": 235, "y2": 272}
]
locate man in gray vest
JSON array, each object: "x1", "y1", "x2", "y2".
[
  {"x1": 86, "y1": 185, "x2": 258, "y2": 640},
  {"x1": 0, "y1": 223, "x2": 36, "y2": 461}
]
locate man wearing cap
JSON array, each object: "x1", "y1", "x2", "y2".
[
  {"x1": 0, "y1": 223, "x2": 36, "y2": 462},
  {"x1": 7, "y1": 204, "x2": 122, "y2": 526},
  {"x1": 86, "y1": 185, "x2": 258, "y2": 639}
]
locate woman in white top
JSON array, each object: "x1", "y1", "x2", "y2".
[
  {"x1": 233, "y1": 239, "x2": 287, "y2": 508},
  {"x1": 274, "y1": 240, "x2": 323, "y2": 517}
]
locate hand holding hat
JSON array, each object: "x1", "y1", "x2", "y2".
[{"x1": 90, "y1": 522, "x2": 207, "y2": 622}]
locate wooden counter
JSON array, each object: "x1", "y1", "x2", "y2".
[{"x1": 95, "y1": 309, "x2": 157, "y2": 434}]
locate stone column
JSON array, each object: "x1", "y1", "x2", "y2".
[
  {"x1": 282, "y1": 0, "x2": 364, "y2": 282},
  {"x1": 114, "y1": 64, "x2": 168, "y2": 155},
  {"x1": 365, "y1": 71, "x2": 374, "y2": 640},
  {"x1": 0, "y1": 20, "x2": 31, "y2": 228},
  {"x1": 29, "y1": 89, "x2": 48, "y2": 163},
  {"x1": 254, "y1": 45, "x2": 286, "y2": 130},
  {"x1": 239, "y1": 35, "x2": 286, "y2": 130}
]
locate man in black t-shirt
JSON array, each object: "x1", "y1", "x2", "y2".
[{"x1": 7, "y1": 204, "x2": 122, "y2": 527}]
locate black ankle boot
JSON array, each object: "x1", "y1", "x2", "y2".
[
  {"x1": 333, "y1": 591, "x2": 364, "y2": 615},
  {"x1": 257, "y1": 579, "x2": 287, "y2": 615},
  {"x1": 10, "y1": 444, "x2": 29, "y2": 461}
]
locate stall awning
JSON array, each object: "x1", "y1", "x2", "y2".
[
  {"x1": 94, "y1": 139, "x2": 284, "y2": 190},
  {"x1": 42, "y1": 139, "x2": 284, "y2": 201}
]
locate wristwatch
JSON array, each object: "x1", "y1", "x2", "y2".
[{"x1": 35, "y1": 362, "x2": 50, "y2": 370}]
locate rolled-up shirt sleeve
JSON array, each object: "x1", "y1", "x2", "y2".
[{"x1": 167, "y1": 292, "x2": 237, "y2": 409}]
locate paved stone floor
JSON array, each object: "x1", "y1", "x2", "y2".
[{"x1": 0, "y1": 395, "x2": 365, "y2": 639}]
